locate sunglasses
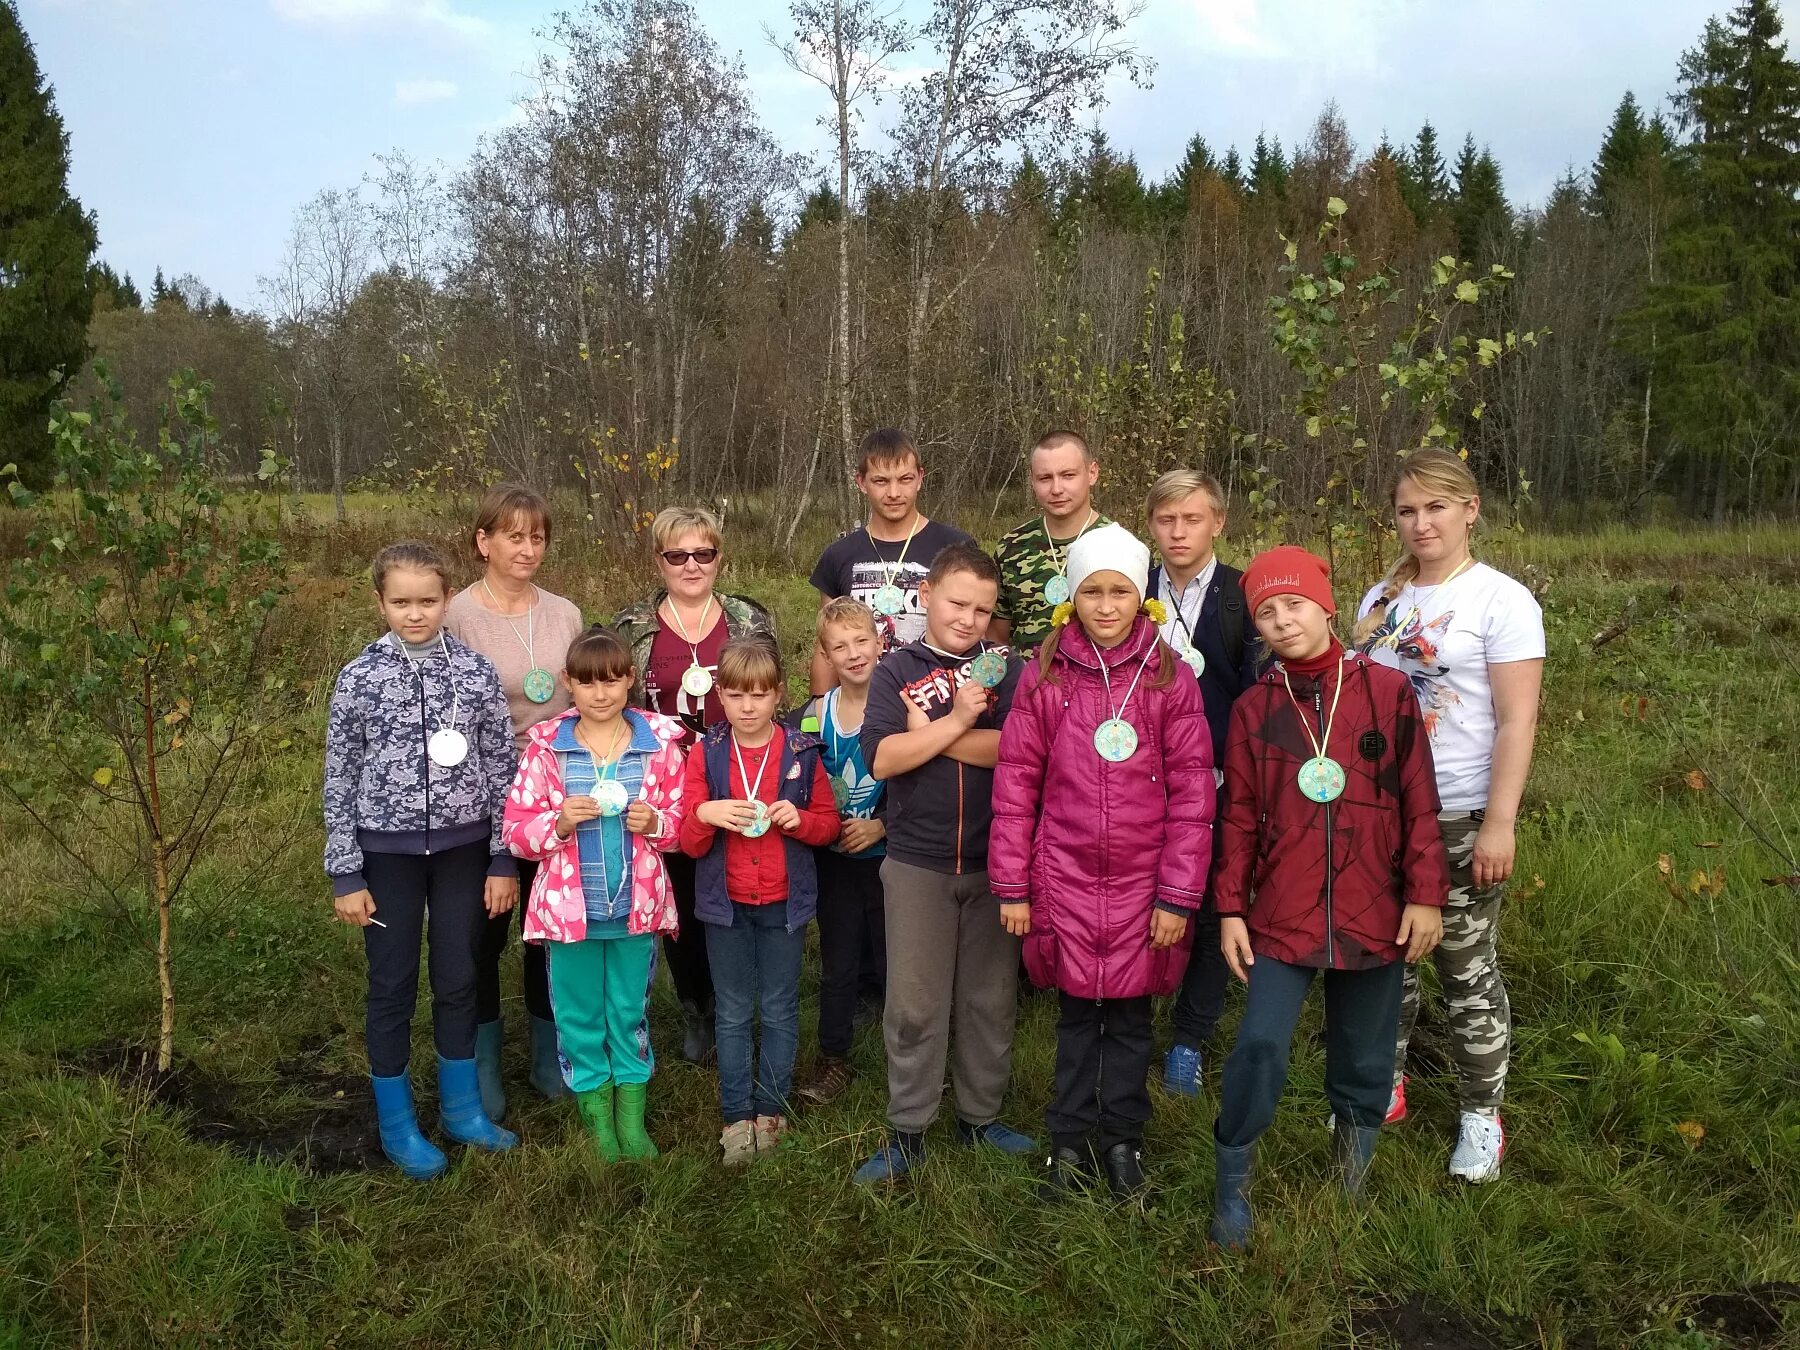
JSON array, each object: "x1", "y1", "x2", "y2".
[{"x1": 659, "y1": 548, "x2": 720, "y2": 567}]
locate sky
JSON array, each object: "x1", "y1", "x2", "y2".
[{"x1": 18, "y1": 0, "x2": 1746, "y2": 309}]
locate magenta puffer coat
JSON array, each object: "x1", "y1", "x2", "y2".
[{"x1": 990, "y1": 616, "x2": 1216, "y2": 1000}]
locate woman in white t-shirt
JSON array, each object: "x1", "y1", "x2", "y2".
[{"x1": 1352, "y1": 449, "x2": 1543, "y2": 1184}]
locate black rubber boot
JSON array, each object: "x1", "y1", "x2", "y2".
[{"x1": 1209, "y1": 1138, "x2": 1256, "y2": 1250}]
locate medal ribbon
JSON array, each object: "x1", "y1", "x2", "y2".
[
  {"x1": 664, "y1": 592, "x2": 717, "y2": 671},
  {"x1": 879, "y1": 514, "x2": 922, "y2": 592},
  {"x1": 1280, "y1": 655, "x2": 1347, "y2": 767},
  {"x1": 397, "y1": 631, "x2": 463, "y2": 741},
  {"x1": 1095, "y1": 637, "x2": 1158, "y2": 728},
  {"x1": 731, "y1": 732, "x2": 774, "y2": 808},
  {"x1": 481, "y1": 578, "x2": 539, "y2": 673},
  {"x1": 1392, "y1": 555, "x2": 1476, "y2": 636},
  {"x1": 1044, "y1": 509, "x2": 1099, "y2": 586}
]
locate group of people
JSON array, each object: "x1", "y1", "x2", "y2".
[{"x1": 322, "y1": 427, "x2": 1544, "y2": 1249}]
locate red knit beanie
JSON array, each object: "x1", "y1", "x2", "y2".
[{"x1": 1242, "y1": 545, "x2": 1336, "y2": 617}]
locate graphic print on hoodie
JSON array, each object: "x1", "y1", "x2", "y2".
[{"x1": 860, "y1": 639, "x2": 1022, "y2": 875}]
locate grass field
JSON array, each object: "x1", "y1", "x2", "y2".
[{"x1": 2, "y1": 507, "x2": 1798, "y2": 1348}]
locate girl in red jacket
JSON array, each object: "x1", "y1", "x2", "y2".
[
  {"x1": 1208, "y1": 546, "x2": 1448, "y2": 1250},
  {"x1": 991, "y1": 523, "x2": 1216, "y2": 1200}
]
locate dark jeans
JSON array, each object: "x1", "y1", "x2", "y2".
[
  {"x1": 816, "y1": 850, "x2": 887, "y2": 1059},
  {"x1": 1049, "y1": 993, "x2": 1154, "y2": 1152},
  {"x1": 703, "y1": 900, "x2": 804, "y2": 1124},
  {"x1": 1170, "y1": 900, "x2": 1229, "y2": 1049},
  {"x1": 361, "y1": 841, "x2": 488, "y2": 1078},
  {"x1": 661, "y1": 851, "x2": 715, "y2": 1015},
  {"x1": 1214, "y1": 955, "x2": 1406, "y2": 1149},
  {"x1": 476, "y1": 857, "x2": 553, "y2": 1023}
]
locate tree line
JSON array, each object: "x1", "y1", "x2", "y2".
[{"x1": 6, "y1": 0, "x2": 1799, "y2": 541}]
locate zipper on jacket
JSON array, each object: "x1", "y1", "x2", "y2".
[
  {"x1": 419, "y1": 662, "x2": 433, "y2": 856},
  {"x1": 1315, "y1": 678, "x2": 1333, "y2": 967}
]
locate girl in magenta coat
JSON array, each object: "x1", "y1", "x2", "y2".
[{"x1": 991, "y1": 523, "x2": 1216, "y2": 1199}]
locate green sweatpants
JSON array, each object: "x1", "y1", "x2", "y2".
[{"x1": 546, "y1": 935, "x2": 658, "y2": 1092}]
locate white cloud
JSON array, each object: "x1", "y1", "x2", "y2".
[
  {"x1": 395, "y1": 77, "x2": 459, "y2": 105},
  {"x1": 270, "y1": 0, "x2": 490, "y2": 42}
]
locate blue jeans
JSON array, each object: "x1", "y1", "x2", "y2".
[
  {"x1": 703, "y1": 900, "x2": 804, "y2": 1123},
  {"x1": 1214, "y1": 955, "x2": 1405, "y2": 1149}
]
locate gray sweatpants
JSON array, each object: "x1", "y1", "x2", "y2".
[{"x1": 880, "y1": 858, "x2": 1021, "y2": 1134}]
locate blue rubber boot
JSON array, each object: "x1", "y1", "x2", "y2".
[
  {"x1": 1162, "y1": 1044, "x2": 1203, "y2": 1097},
  {"x1": 1209, "y1": 1138, "x2": 1256, "y2": 1250},
  {"x1": 437, "y1": 1055, "x2": 520, "y2": 1152},
  {"x1": 370, "y1": 1071, "x2": 449, "y2": 1180},
  {"x1": 474, "y1": 1020, "x2": 507, "y2": 1123},
  {"x1": 1334, "y1": 1120, "x2": 1381, "y2": 1197},
  {"x1": 529, "y1": 1015, "x2": 570, "y2": 1100}
]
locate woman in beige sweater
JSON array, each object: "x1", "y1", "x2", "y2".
[{"x1": 445, "y1": 483, "x2": 585, "y2": 1118}]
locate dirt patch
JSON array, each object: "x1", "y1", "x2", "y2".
[
  {"x1": 1344, "y1": 1297, "x2": 1512, "y2": 1350},
  {"x1": 1687, "y1": 1283, "x2": 1799, "y2": 1346},
  {"x1": 58, "y1": 1041, "x2": 386, "y2": 1176}
]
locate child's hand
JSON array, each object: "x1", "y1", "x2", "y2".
[
  {"x1": 334, "y1": 889, "x2": 377, "y2": 927},
  {"x1": 699, "y1": 799, "x2": 756, "y2": 832},
  {"x1": 1396, "y1": 903, "x2": 1443, "y2": 962},
  {"x1": 1149, "y1": 908, "x2": 1188, "y2": 950},
  {"x1": 766, "y1": 799, "x2": 802, "y2": 833},
  {"x1": 838, "y1": 817, "x2": 885, "y2": 854},
  {"x1": 905, "y1": 701, "x2": 929, "y2": 731},
  {"x1": 1220, "y1": 916, "x2": 1255, "y2": 983},
  {"x1": 484, "y1": 874, "x2": 518, "y2": 917},
  {"x1": 624, "y1": 801, "x2": 659, "y2": 835},
  {"x1": 951, "y1": 677, "x2": 991, "y2": 727},
  {"x1": 999, "y1": 902, "x2": 1031, "y2": 937},
  {"x1": 557, "y1": 794, "x2": 601, "y2": 838}
]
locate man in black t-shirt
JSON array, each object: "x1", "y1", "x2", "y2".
[{"x1": 808, "y1": 428, "x2": 975, "y2": 694}]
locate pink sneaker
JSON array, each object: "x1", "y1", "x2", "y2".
[{"x1": 1385, "y1": 1074, "x2": 1410, "y2": 1125}]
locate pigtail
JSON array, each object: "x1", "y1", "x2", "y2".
[
  {"x1": 1146, "y1": 636, "x2": 1179, "y2": 690},
  {"x1": 1035, "y1": 623, "x2": 1067, "y2": 687},
  {"x1": 1350, "y1": 552, "x2": 1420, "y2": 646}
]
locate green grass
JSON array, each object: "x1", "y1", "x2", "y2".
[{"x1": 2, "y1": 519, "x2": 1798, "y2": 1348}]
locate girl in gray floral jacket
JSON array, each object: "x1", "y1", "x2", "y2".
[{"x1": 323, "y1": 541, "x2": 521, "y2": 1179}]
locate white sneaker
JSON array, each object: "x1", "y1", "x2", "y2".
[{"x1": 1448, "y1": 1110, "x2": 1505, "y2": 1182}]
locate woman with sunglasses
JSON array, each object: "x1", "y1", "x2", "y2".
[{"x1": 614, "y1": 505, "x2": 777, "y2": 1063}]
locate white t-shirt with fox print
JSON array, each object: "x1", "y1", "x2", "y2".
[{"x1": 1356, "y1": 562, "x2": 1544, "y2": 812}]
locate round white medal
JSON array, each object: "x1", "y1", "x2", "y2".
[
  {"x1": 681, "y1": 664, "x2": 715, "y2": 698},
  {"x1": 1044, "y1": 574, "x2": 1071, "y2": 606},
  {"x1": 1094, "y1": 718, "x2": 1138, "y2": 763},
  {"x1": 871, "y1": 583, "x2": 905, "y2": 617},
  {"x1": 1297, "y1": 755, "x2": 1347, "y2": 803},
  {"x1": 595, "y1": 780, "x2": 630, "y2": 818},
  {"x1": 522, "y1": 666, "x2": 556, "y2": 704},
  {"x1": 1180, "y1": 644, "x2": 1205, "y2": 676},
  {"x1": 742, "y1": 800, "x2": 772, "y2": 839},
  {"x1": 427, "y1": 727, "x2": 469, "y2": 767}
]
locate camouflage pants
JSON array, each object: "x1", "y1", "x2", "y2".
[{"x1": 1394, "y1": 811, "x2": 1511, "y2": 1110}]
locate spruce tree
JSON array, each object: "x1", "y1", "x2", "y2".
[
  {"x1": 1452, "y1": 134, "x2": 1510, "y2": 258},
  {"x1": 1592, "y1": 91, "x2": 1649, "y2": 215},
  {"x1": 1219, "y1": 147, "x2": 1244, "y2": 191},
  {"x1": 0, "y1": 0, "x2": 97, "y2": 490},
  {"x1": 1248, "y1": 132, "x2": 1288, "y2": 201},
  {"x1": 1401, "y1": 120, "x2": 1449, "y2": 224},
  {"x1": 1629, "y1": 0, "x2": 1800, "y2": 517}
]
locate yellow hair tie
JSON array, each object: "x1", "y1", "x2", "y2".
[
  {"x1": 1051, "y1": 601, "x2": 1075, "y2": 629},
  {"x1": 1142, "y1": 598, "x2": 1168, "y2": 625}
]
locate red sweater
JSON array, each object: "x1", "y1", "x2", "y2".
[
  {"x1": 1212, "y1": 647, "x2": 1450, "y2": 969},
  {"x1": 678, "y1": 727, "x2": 840, "y2": 903}
]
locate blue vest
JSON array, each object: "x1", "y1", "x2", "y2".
[{"x1": 693, "y1": 724, "x2": 824, "y2": 931}]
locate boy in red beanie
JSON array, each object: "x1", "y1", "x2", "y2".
[{"x1": 1207, "y1": 546, "x2": 1449, "y2": 1250}]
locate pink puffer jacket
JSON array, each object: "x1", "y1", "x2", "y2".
[{"x1": 990, "y1": 616, "x2": 1215, "y2": 999}]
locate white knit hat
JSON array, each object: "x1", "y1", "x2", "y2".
[{"x1": 1066, "y1": 523, "x2": 1150, "y2": 601}]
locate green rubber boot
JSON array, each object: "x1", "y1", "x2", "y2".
[
  {"x1": 575, "y1": 1086, "x2": 622, "y2": 1164},
  {"x1": 615, "y1": 1082, "x2": 659, "y2": 1161}
]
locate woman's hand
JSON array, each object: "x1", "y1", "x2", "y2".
[
  {"x1": 1149, "y1": 908, "x2": 1189, "y2": 950},
  {"x1": 334, "y1": 889, "x2": 377, "y2": 927},
  {"x1": 624, "y1": 801, "x2": 659, "y2": 836},
  {"x1": 557, "y1": 794, "x2": 601, "y2": 838},
  {"x1": 1471, "y1": 816, "x2": 1517, "y2": 889},
  {"x1": 1396, "y1": 903, "x2": 1443, "y2": 962},
  {"x1": 999, "y1": 902, "x2": 1031, "y2": 937},
  {"x1": 484, "y1": 874, "x2": 518, "y2": 917},
  {"x1": 766, "y1": 800, "x2": 802, "y2": 833},
  {"x1": 1220, "y1": 916, "x2": 1255, "y2": 983}
]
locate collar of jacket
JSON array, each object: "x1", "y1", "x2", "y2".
[
  {"x1": 701, "y1": 721, "x2": 823, "y2": 757},
  {"x1": 1259, "y1": 647, "x2": 1368, "y2": 691},
  {"x1": 1053, "y1": 613, "x2": 1161, "y2": 672},
  {"x1": 527, "y1": 705, "x2": 685, "y2": 752}
]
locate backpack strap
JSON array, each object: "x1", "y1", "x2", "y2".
[{"x1": 1215, "y1": 564, "x2": 1248, "y2": 675}]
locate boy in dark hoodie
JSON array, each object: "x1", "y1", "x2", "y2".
[{"x1": 853, "y1": 543, "x2": 1037, "y2": 1182}]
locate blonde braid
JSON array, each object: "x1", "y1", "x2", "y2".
[{"x1": 1351, "y1": 551, "x2": 1421, "y2": 646}]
